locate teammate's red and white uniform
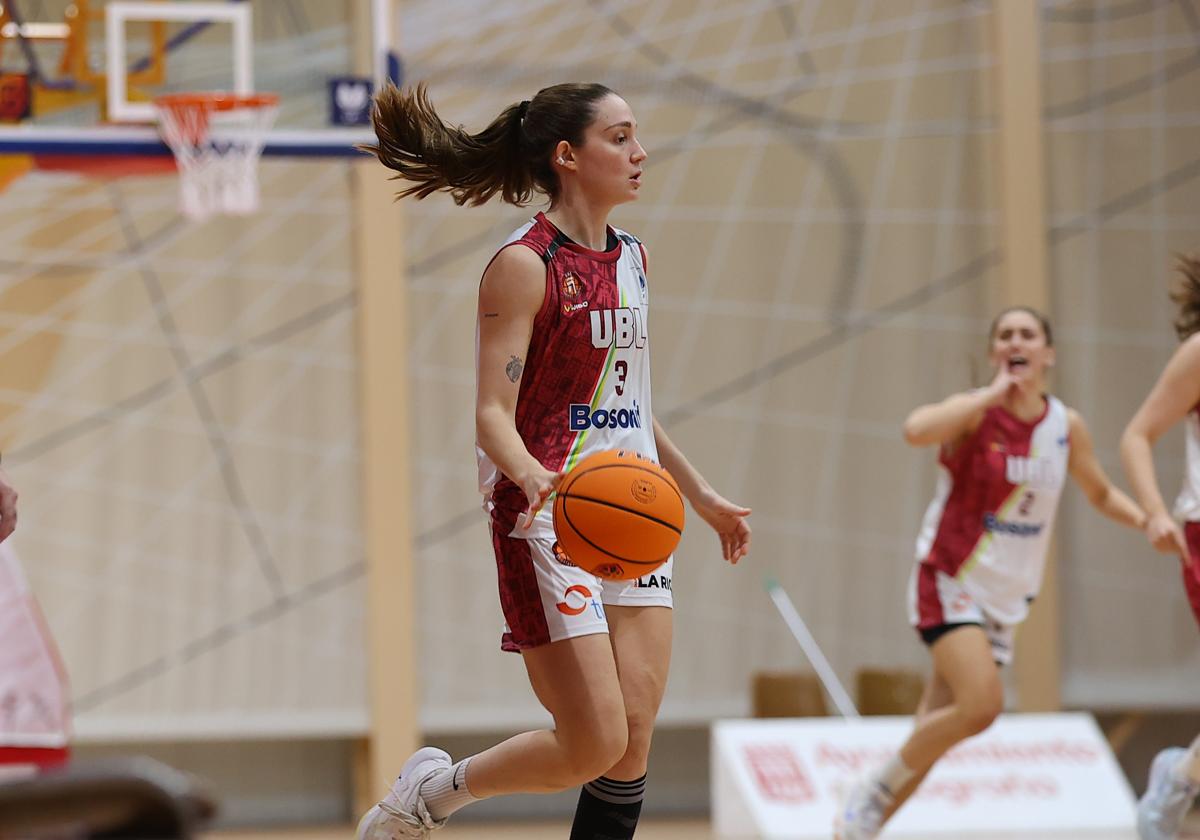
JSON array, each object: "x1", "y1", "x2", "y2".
[
  {"x1": 478, "y1": 213, "x2": 673, "y2": 652},
  {"x1": 907, "y1": 396, "x2": 1070, "y2": 663},
  {"x1": 1173, "y1": 404, "x2": 1200, "y2": 627},
  {"x1": 0, "y1": 541, "x2": 71, "y2": 779}
]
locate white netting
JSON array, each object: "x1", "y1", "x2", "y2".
[{"x1": 154, "y1": 93, "x2": 279, "y2": 221}]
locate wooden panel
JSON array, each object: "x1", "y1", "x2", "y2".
[{"x1": 993, "y1": 0, "x2": 1060, "y2": 712}]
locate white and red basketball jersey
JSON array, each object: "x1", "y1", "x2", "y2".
[
  {"x1": 1173, "y1": 404, "x2": 1200, "y2": 522},
  {"x1": 913, "y1": 396, "x2": 1071, "y2": 624},
  {"x1": 477, "y1": 212, "x2": 659, "y2": 539}
]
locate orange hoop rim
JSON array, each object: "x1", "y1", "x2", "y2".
[{"x1": 153, "y1": 92, "x2": 280, "y2": 112}]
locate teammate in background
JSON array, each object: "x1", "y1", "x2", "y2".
[
  {"x1": 0, "y1": 459, "x2": 71, "y2": 778},
  {"x1": 1120, "y1": 254, "x2": 1200, "y2": 840},
  {"x1": 836, "y1": 307, "x2": 1147, "y2": 840},
  {"x1": 354, "y1": 83, "x2": 751, "y2": 840},
  {"x1": 0, "y1": 464, "x2": 16, "y2": 543}
]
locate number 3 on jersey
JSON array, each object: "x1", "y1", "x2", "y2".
[{"x1": 613, "y1": 360, "x2": 628, "y2": 396}]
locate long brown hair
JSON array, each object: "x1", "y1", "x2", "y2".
[
  {"x1": 359, "y1": 82, "x2": 616, "y2": 207},
  {"x1": 1172, "y1": 254, "x2": 1200, "y2": 340}
]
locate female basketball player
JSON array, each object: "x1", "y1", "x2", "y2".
[
  {"x1": 837, "y1": 306, "x2": 1147, "y2": 840},
  {"x1": 1120, "y1": 255, "x2": 1200, "y2": 840},
  {"x1": 0, "y1": 464, "x2": 17, "y2": 544},
  {"x1": 354, "y1": 83, "x2": 752, "y2": 840}
]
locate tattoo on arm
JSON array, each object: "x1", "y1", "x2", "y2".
[
  {"x1": 505, "y1": 355, "x2": 524, "y2": 383},
  {"x1": 483, "y1": 312, "x2": 500, "y2": 318}
]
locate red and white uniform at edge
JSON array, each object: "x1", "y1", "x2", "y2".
[
  {"x1": 1175, "y1": 404, "x2": 1200, "y2": 523},
  {"x1": 1174, "y1": 403, "x2": 1200, "y2": 625},
  {"x1": 476, "y1": 212, "x2": 659, "y2": 539},
  {"x1": 912, "y1": 396, "x2": 1071, "y2": 625},
  {"x1": 0, "y1": 541, "x2": 71, "y2": 777}
]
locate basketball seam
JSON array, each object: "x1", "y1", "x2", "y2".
[
  {"x1": 562, "y1": 462, "x2": 684, "y2": 508},
  {"x1": 559, "y1": 508, "x2": 669, "y2": 568},
  {"x1": 559, "y1": 498, "x2": 673, "y2": 568},
  {"x1": 560, "y1": 492, "x2": 683, "y2": 536}
]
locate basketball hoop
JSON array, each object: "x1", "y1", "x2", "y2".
[{"x1": 153, "y1": 92, "x2": 279, "y2": 221}]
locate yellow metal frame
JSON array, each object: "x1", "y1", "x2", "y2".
[{"x1": 0, "y1": 0, "x2": 167, "y2": 119}]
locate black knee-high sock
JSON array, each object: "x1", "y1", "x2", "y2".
[{"x1": 569, "y1": 774, "x2": 646, "y2": 840}]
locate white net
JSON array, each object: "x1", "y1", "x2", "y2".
[{"x1": 154, "y1": 93, "x2": 280, "y2": 221}]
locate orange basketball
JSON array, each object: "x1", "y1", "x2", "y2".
[{"x1": 552, "y1": 449, "x2": 685, "y2": 580}]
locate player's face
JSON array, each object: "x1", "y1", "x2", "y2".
[
  {"x1": 989, "y1": 310, "x2": 1055, "y2": 384},
  {"x1": 571, "y1": 94, "x2": 647, "y2": 205}
]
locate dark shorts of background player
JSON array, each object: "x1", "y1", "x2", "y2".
[{"x1": 910, "y1": 564, "x2": 1016, "y2": 665}]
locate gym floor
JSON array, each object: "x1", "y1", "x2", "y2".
[
  {"x1": 211, "y1": 816, "x2": 1200, "y2": 839},
  {"x1": 213, "y1": 820, "x2": 712, "y2": 839}
]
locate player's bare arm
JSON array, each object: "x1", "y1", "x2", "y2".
[
  {"x1": 651, "y1": 419, "x2": 751, "y2": 564},
  {"x1": 1065, "y1": 409, "x2": 1145, "y2": 530},
  {"x1": 476, "y1": 245, "x2": 564, "y2": 520},
  {"x1": 1121, "y1": 333, "x2": 1200, "y2": 555},
  {"x1": 901, "y1": 367, "x2": 1018, "y2": 449}
]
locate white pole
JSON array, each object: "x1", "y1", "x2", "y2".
[
  {"x1": 231, "y1": 3, "x2": 253, "y2": 96},
  {"x1": 766, "y1": 578, "x2": 860, "y2": 719},
  {"x1": 371, "y1": 0, "x2": 390, "y2": 90},
  {"x1": 106, "y1": 5, "x2": 127, "y2": 121}
]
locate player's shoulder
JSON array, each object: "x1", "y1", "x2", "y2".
[
  {"x1": 611, "y1": 226, "x2": 641, "y2": 246},
  {"x1": 500, "y1": 213, "x2": 564, "y2": 260},
  {"x1": 1046, "y1": 395, "x2": 1073, "y2": 422},
  {"x1": 612, "y1": 226, "x2": 648, "y2": 270},
  {"x1": 480, "y1": 241, "x2": 548, "y2": 311},
  {"x1": 1175, "y1": 332, "x2": 1200, "y2": 368},
  {"x1": 1059, "y1": 402, "x2": 1087, "y2": 433}
]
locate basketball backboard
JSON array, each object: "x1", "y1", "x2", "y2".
[{"x1": 0, "y1": 0, "x2": 391, "y2": 156}]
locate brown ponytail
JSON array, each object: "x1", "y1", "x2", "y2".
[
  {"x1": 1171, "y1": 254, "x2": 1200, "y2": 340},
  {"x1": 360, "y1": 82, "x2": 615, "y2": 207}
]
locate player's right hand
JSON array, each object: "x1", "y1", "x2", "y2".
[
  {"x1": 518, "y1": 466, "x2": 566, "y2": 530},
  {"x1": 1145, "y1": 511, "x2": 1188, "y2": 560},
  {"x1": 983, "y1": 364, "x2": 1022, "y2": 405}
]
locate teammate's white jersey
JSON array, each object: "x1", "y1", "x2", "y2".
[
  {"x1": 1174, "y1": 406, "x2": 1200, "y2": 522},
  {"x1": 912, "y1": 396, "x2": 1071, "y2": 624},
  {"x1": 0, "y1": 541, "x2": 71, "y2": 766}
]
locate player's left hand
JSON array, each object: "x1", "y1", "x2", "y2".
[{"x1": 692, "y1": 490, "x2": 751, "y2": 565}]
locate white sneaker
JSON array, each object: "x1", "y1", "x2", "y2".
[
  {"x1": 356, "y1": 747, "x2": 452, "y2": 840},
  {"x1": 834, "y1": 775, "x2": 893, "y2": 840},
  {"x1": 1138, "y1": 747, "x2": 1200, "y2": 840}
]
